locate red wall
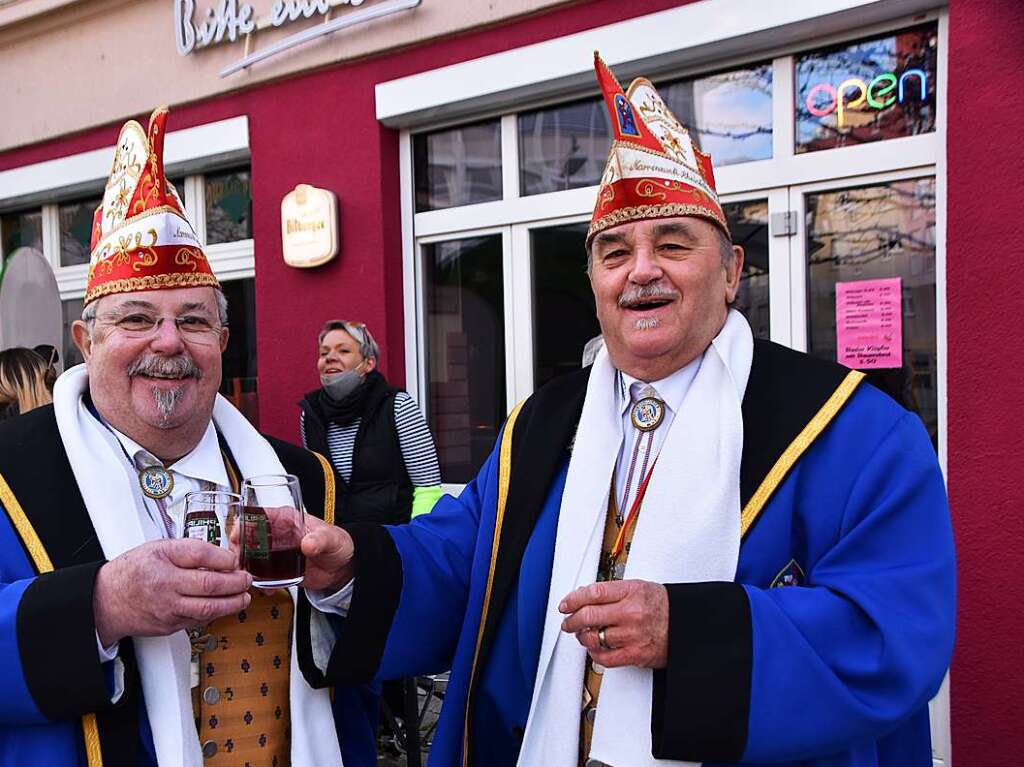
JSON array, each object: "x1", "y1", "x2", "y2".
[{"x1": 946, "y1": 0, "x2": 1024, "y2": 762}]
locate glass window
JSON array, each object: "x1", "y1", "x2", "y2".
[
  {"x1": 61, "y1": 297, "x2": 85, "y2": 370},
  {"x1": 519, "y1": 99, "x2": 610, "y2": 197},
  {"x1": 531, "y1": 222, "x2": 599, "y2": 389},
  {"x1": 167, "y1": 177, "x2": 187, "y2": 217},
  {"x1": 220, "y1": 278, "x2": 259, "y2": 427},
  {"x1": 1, "y1": 209, "x2": 43, "y2": 257},
  {"x1": 795, "y1": 23, "x2": 938, "y2": 153},
  {"x1": 414, "y1": 121, "x2": 502, "y2": 212},
  {"x1": 723, "y1": 200, "x2": 770, "y2": 340},
  {"x1": 205, "y1": 168, "x2": 252, "y2": 244},
  {"x1": 517, "y1": 64, "x2": 773, "y2": 197},
  {"x1": 659, "y1": 64, "x2": 773, "y2": 165},
  {"x1": 806, "y1": 177, "x2": 937, "y2": 443},
  {"x1": 59, "y1": 196, "x2": 102, "y2": 267},
  {"x1": 423, "y1": 235, "x2": 505, "y2": 482}
]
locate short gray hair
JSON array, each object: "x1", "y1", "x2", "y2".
[
  {"x1": 318, "y1": 320, "x2": 379, "y2": 361},
  {"x1": 81, "y1": 290, "x2": 229, "y2": 326}
]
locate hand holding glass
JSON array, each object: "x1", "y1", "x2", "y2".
[{"x1": 239, "y1": 474, "x2": 306, "y2": 588}]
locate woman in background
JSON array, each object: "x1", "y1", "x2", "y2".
[
  {"x1": 300, "y1": 319, "x2": 442, "y2": 522},
  {"x1": 0, "y1": 347, "x2": 55, "y2": 422},
  {"x1": 299, "y1": 320, "x2": 443, "y2": 767}
]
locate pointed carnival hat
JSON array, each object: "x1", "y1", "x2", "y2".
[
  {"x1": 85, "y1": 107, "x2": 219, "y2": 305},
  {"x1": 587, "y1": 53, "x2": 728, "y2": 246}
]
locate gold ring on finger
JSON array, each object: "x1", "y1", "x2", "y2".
[{"x1": 597, "y1": 625, "x2": 613, "y2": 651}]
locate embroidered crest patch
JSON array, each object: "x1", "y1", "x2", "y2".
[
  {"x1": 614, "y1": 93, "x2": 641, "y2": 137},
  {"x1": 770, "y1": 558, "x2": 806, "y2": 588}
]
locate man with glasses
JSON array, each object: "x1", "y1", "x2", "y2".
[
  {"x1": 0, "y1": 109, "x2": 348, "y2": 766},
  {"x1": 296, "y1": 56, "x2": 955, "y2": 767}
]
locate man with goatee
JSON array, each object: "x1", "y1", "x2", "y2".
[{"x1": 0, "y1": 108, "x2": 357, "y2": 766}]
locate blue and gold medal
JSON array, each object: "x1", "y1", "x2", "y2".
[
  {"x1": 630, "y1": 396, "x2": 665, "y2": 432},
  {"x1": 139, "y1": 465, "x2": 173, "y2": 499}
]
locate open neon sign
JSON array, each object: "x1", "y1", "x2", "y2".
[{"x1": 805, "y1": 69, "x2": 928, "y2": 129}]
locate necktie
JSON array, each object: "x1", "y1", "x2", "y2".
[{"x1": 619, "y1": 383, "x2": 662, "y2": 520}]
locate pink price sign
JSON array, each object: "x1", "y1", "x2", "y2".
[{"x1": 835, "y1": 278, "x2": 903, "y2": 370}]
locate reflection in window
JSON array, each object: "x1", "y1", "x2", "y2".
[
  {"x1": 806, "y1": 177, "x2": 937, "y2": 443},
  {"x1": 59, "y1": 197, "x2": 103, "y2": 267},
  {"x1": 660, "y1": 64, "x2": 773, "y2": 165},
  {"x1": 517, "y1": 64, "x2": 772, "y2": 198},
  {"x1": 414, "y1": 121, "x2": 502, "y2": 212},
  {"x1": 723, "y1": 201, "x2": 770, "y2": 340},
  {"x1": 531, "y1": 222, "x2": 599, "y2": 388},
  {"x1": 1, "y1": 209, "x2": 43, "y2": 257},
  {"x1": 61, "y1": 297, "x2": 85, "y2": 370},
  {"x1": 519, "y1": 99, "x2": 610, "y2": 196},
  {"x1": 205, "y1": 168, "x2": 252, "y2": 244},
  {"x1": 423, "y1": 236, "x2": 505, "y2": 482},
  {"x1": 219, "y1": 278, "x2": 259, "y2": 427},
  {"x1": 168, "y1": 177, "x2": 188, "y2": 219},
  {"x1": 795, "y1": 23, "x2": 938, "y2": 153}
]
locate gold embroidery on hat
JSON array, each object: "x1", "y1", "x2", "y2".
[
  {"x1": 587, "y1": 202, "x2": 730, "y2": 242},
  {"x1": 635, "y1": 179, "x2": 668, "y2": 201},
  {"x1": 90, "y1": 205, "x2": 193, "y2": 260},
  {"x1": 130, "y1": 230, "x2": 160, "y2": 271},
  {"x1": 85, "y1": 272, "x2": 220, "y2": 304},
  {"x1": 175, "y1": 247, "x2": 209, "y2": 273}
]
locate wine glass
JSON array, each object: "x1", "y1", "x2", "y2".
[
  {"x1": 182, "y1": 490, "x2": 242, "y2": 548},
  {"x1": 239, "y1": 474, "x2": 306, "y2": 588}
]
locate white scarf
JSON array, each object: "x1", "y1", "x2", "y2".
[
  {"x1": 53, "y1": 365, "x2": 343, "y2": 767},
  {"x1": 517, "y1": 310, "x2": 753, "y2": 767}
]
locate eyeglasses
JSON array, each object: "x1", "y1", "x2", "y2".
[{"x1": 98, "y1": 312, "x2": 224, "y2": 345}]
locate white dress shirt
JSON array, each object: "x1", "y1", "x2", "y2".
[
  {"x1": 613, "y1": 354, "x2": 703, "y2": 515},
  {"x1": 109, "y1": 421, "x2": 230, "y2": 541}
]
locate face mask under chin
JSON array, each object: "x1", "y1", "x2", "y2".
[{"x1": 320, "y1": 361, "x2": 366, "y2": 401}]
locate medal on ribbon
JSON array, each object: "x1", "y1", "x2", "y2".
[
  {"x1": 630, "y1": 396, "x2": 665, "y2": 432},
  {"x1": 139, "y1": 465, "x2": 173, "y2": 499}
]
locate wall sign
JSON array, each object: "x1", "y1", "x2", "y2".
[
  {"x1": 175, "y1": 0, "x2": 364, "y2": 55},
  {"x1": 835, "y1": 277, "x2": 903, "y2": 370},
  {"x1": 174, "y1": 0, "x2": 421, "y2": 77},
  {"x1": 281, "y1": 184, "x2": 339, "y2": 268}
]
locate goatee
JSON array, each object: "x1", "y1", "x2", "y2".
[{"x1": 152, "y1": 386, "x2": 185, "y2": 426}]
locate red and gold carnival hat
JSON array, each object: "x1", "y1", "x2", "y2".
[
  {"x1": 587, "y1": 53, "x2": 728, "y2": 246},
  {"x1": 84, "y1": 107, "x2": 219, "y2": 305}
]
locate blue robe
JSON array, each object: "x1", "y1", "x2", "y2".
[
  {"x1": 327, "y1": 341, "x2": 956, "y2": 766},
  {"x1": 0, "y1": 404, "x2": 374, "y2": 766}
]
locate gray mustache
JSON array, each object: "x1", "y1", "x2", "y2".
[
  {"x1": 617, "y1": 283, "x2": 680, "y2": 308},
  {"x1": 127, "y1": 355, "x2": 202, "y2": 380}
]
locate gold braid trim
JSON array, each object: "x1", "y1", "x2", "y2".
[
  {"x1": 0, "y1": 472, "x2": 104, "y2": 766},
  {"x1": 84, "y1": 272, "x2": 220, "y2": 305},
  {"x1": 740, "y1": 370, "x2": 866, "y2": 538},
  {"x1": 587, "y1": 202, "x2": 729, "y2": 243},
  {"x1": 82, "y1": 715, "x2": 103, "y2": 767},
  {"x1": 312, "y1": 452, "x2": 336, "y2": 526},
  {"x1": 0, "y1": 471, "x2": 53, "y2": 573},
  {"x1": 462, "y1": 400, "x2": 526, "y2": 767}
]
